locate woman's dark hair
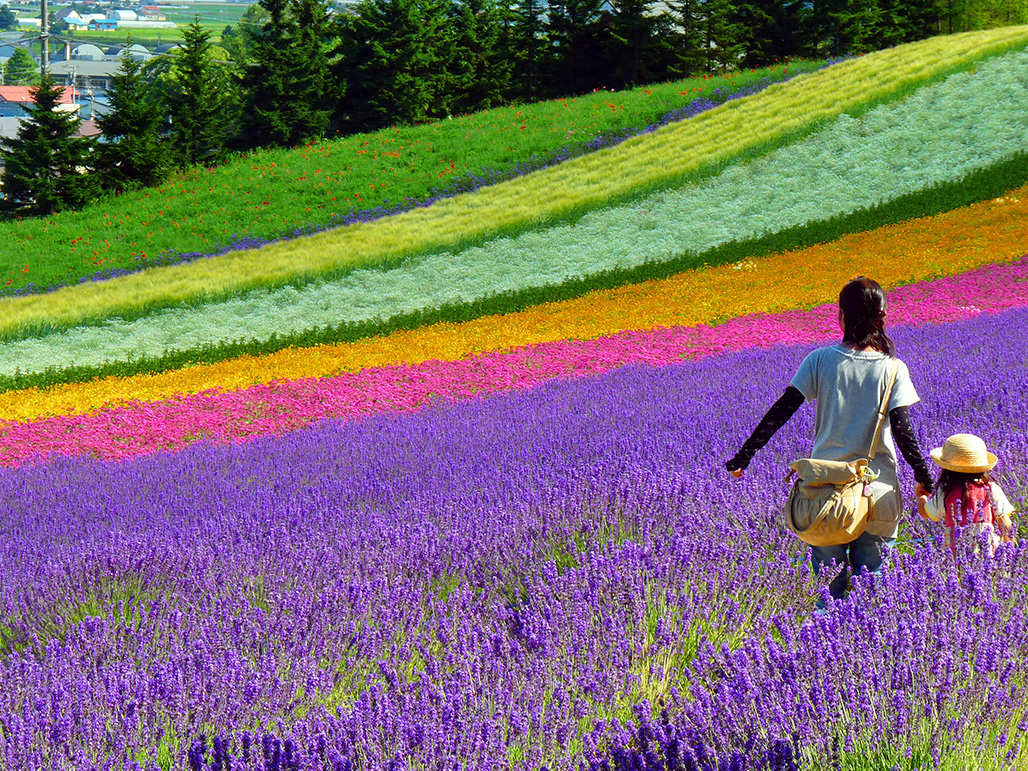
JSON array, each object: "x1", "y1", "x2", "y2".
[{"x1": 839, "y1": 276, "x2": 895, "y2": 356}]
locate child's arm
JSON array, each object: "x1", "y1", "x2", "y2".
[
  {"x1": 916, "y1": 484, "x2": 945, "y2": 522},
  {"x1": 999, "y1": 513, "x2": 1015, "y2": 542},
  {"x1": 990, "y1": 482, "x2": 1017, "y2": 542}
]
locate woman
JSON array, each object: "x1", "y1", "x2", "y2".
[{"x1": 725, "y1": 276, "x2": 935, "y2": 603}]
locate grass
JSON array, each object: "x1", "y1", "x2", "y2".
[
  {"x1": 2, "y1": 27, "x2": 1026, "y2": 342},
  {"x1": 1, "y1": 62, "x2": 812, "y2": 296}
]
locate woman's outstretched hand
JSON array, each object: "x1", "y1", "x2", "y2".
[
  {"x1": 913, "y1": 483, "x2": 932, "y2": 520},
  {"x1": 730, "y1": 468, "x2": 744, "y2": 478}
]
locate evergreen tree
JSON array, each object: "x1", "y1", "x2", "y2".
[
  {"x1": 1, "y1": 76, "x2": 97, "y2": 215},
  {"x1": 694, "y1": 0, "x2": 744, "y2": 71},
  {"x1": 446, "y1": 0, "x2": 510, "y2": 114},
  {"x1": 730, "y1": 0, "x2": 806, "y2": 67},
  {"x1": 333, "y1": 0, "x2": 451, "y2": 131},
  {"x1": 0, "y1": 4, "x2": 17, "y2": 31},
  {"x1": 238, "y1": 0, "x2": 295, "y2": 147},
  {"x1": 165, "y1": 19, "x2": 236, "y2": 165},
  {"x1": 811, "y1": 0, "x2": 880, "y2": 55},
  {"x1": 287, "y1": 0, "x2": 333, "y2": 139},
  {"x1": 546, "y1": 0, "x2": 609, "y2": 94},
  {"x1": 666, "y1": 0, "x2": 708, "y2": 77},
  {"x1": 870, "y1": 0, "x2": 939, "y2": 48},
  {"x1": 95, "y1": 53, "x2": 171, "y2": 191},
  {"x1": 5, "y1": 48, "x2": 39, "y2": 85},
  {"x1": 605, "y1": 0, "x2": 657, "y2": 88},
  {"x1": 503, "y1": 0, "x2": 547, "y2": 101}
]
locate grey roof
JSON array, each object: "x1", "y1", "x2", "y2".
[{"x1": 49, "y1": 59, "x2": 124, "y2": 77}]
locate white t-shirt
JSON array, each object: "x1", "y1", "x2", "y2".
[{"x1": 791, "y1": 345, "x2": 920, "y2": 538}]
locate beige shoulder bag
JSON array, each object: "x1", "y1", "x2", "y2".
[{"x1": 783, "y1": 360, "x2": 899, "y2": 546}]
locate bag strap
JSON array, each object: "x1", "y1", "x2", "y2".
[{"x1": 866, "y1": 360, "x2": 899, "y2": 460}]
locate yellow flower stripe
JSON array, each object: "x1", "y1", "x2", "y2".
[
  {"x1": 2, "y1": 186, "x2": 1026, "y2": 423},
  {"x1": 2, "y1": 28, "x2": 1026, "y2": 339}
]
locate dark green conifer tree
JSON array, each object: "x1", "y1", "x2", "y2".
[
  {"x1": 0, "y1": 4, "x2": 16, "y2": 31},
  {"x1": 666, "y1": 0, "x2": 709, "y2": 77},
  {"x1": 238, "y1": 0, "x2": 332, "y2": 148},
  {"x1": 503, "y1": 0, "x2": 547, "y2": 101},
  {"x1": 166, "y1": 19, "x2": 235, "y2": 165},
  {"x1": 811, "y1": 0, "x2": 880, "y2": 55},
  {"x1": 605, "y1": 0, "x2": 678, "y2": 88},
  {"x1": 731, "y1": 0, "x2": 806, "y2": 67},
  {"x1": 446, "y1": 0, "x2": 510, "y2": 114},
  {"x1": 694, "y1": 0, "x2": 744, "y2": 71},
  {"x1": 1, "y1": 76, "x2": 97, "y2": 215},
  {"x1": 546, "y1": 0, "x2": 609, "y2": 94},
  {"x1": 95, "y1": 53, "x2": 172, "y2": 191},
  {"x1": 333, "y1": 0, "x2": 451, "y2": 131},
  {"x1": 5, "y1": 47, "x2": 39, "y2": 85}
]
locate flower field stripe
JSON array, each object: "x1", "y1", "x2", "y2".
[
  {"x1": 6, "y1": 51, "x2": 1028, "y2": 383},
  {"x1": 2, "y1": 63, "x2": 822, "y2": 297},
  {"x1": 2, "y1": 187, "x2": 1026, "y2": 422},
  {"x1": 1, "y1": 29, "x2": 1026, "y2": 341},
  {"x1": 2, "y1": 306, "x2": 1028, "y2": 768},
  {"x1": 2, "y1": 256, "x2": 1027, "y2": 466}
]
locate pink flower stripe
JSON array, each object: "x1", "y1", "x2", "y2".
[{"x1": 2, "y1": 257, "x2": 1026, "y2": 467}]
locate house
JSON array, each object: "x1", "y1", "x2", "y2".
[
  {"x1": 0, "y1": 86, "x2": 81, "y2": 118},
  {"x1": 88, "y1": 18, "x2": 119, "y2": 30},
  {"x1": 54, "y1": 8, "x2": 84, "y2": 23},
  {"x1": 138, "y1": 6, "x2": 167, "y2": 20},
  {"x1": 49, "y1": 60, "x2": 120, "y2": 98},
  {"x1": 66, "y1": 13, "x2": 108, "y2": 29}
]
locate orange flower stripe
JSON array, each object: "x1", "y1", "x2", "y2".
[{"x1": 2, "y1": 186, "x2": 1026, "y2": 423}]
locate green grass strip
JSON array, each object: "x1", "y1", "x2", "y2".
[
  {"x1": 5, "y1": 147, "x2": 1027, "y2": 395},
  {"x1": 1, "y1": 63, "x2": 815, "y2": 294},
  {"x1": 1, "y1": 28, "x2": 1026, "y2": 342}
]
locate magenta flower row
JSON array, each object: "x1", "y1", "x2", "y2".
[{"x1": 2, "y1": 256, "x2": 1026, "y2": 466}]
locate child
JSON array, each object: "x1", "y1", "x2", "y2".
[{"x1": 915, "y1": 433, "x2": 1016, "y2": 555}]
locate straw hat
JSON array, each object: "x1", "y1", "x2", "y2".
[{"x1": 930, "y1": 433, "x2": 998, "y2": 473}]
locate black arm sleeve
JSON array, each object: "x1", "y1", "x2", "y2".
[
  {"x1": 889, "y1": 405, "x2": 935, "y2": 493},
  {"x1": 725, "y1": 386, "x2": 805, "y2": 472}
]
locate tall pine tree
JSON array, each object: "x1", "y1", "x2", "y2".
[
  {"x1": 95, "y1": 53, "x2": 171, "y2": 191},
  {"x1": 666, "y1": 0, "x2": 708, "y2": 76},
  {"x1": 731, "y1": 0, "x2": 806, "y2": 67},
  {"x1": 166, "y1": 19, "x2": 236, "y2": 165},
  {"x1": 333, "y1": 0, "x2": 451, "y2": 131},
  {"x1": 605, "y1": 0, "x2": 664, "y2": 88},
  {"x1": 503, "y1": 0, "x2": 547, "y2": 101},
  {"x1": 1, "y1": 76, "x2": 97, "y2": 215},
  {"x1": 546, "y1": 0, "x2": 609, "y2": 94},
  {"x1": 446, "y1": 0, "x2": 510, "y2": 114},
  {"x1": 238, "y1": 0, "x2": 332, "y2": 148}
]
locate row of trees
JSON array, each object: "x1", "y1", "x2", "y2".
[
  {"x1": 2, "y1": 0, "x2": 1027, "y2": 214},
  {"x1": 1, "y1": 21, "x2": 231, "y2": 214}
]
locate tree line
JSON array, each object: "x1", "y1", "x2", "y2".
[{"x1": 3, "y1": 0, "x2": 1027, "y2": 216}]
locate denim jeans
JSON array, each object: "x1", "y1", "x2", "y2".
[{"x1": 811, "y1": 530, "x2": 896, "y2": 603}]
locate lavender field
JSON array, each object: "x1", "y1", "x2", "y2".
[{"x1": 2, "y1": 307, "x2": 1027, "y2": 770}]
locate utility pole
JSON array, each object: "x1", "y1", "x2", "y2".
[{"x1": 39, "y1": 0, "x2": 50, "y2": 74}]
